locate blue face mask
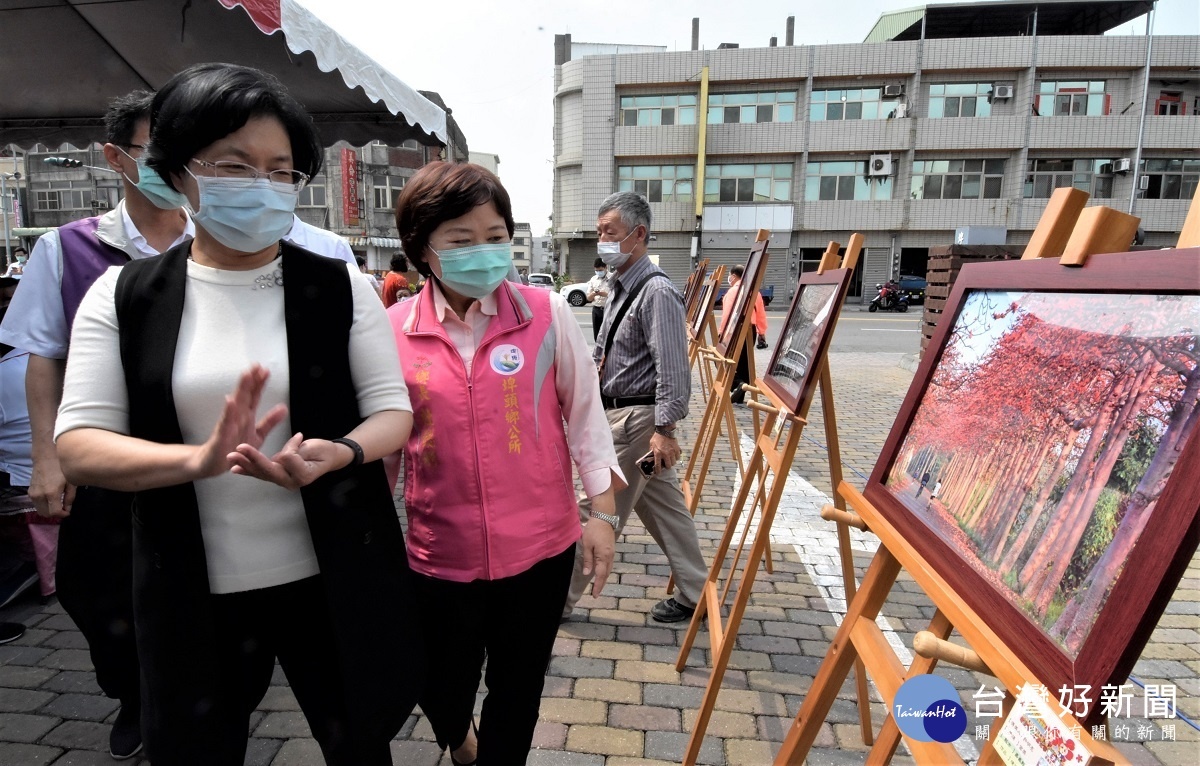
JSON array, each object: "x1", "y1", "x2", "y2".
[
  {"x1": 132, "y1": 157, "x2": 188, "y2": 210},
  {"x1": 186, "y1": 169, "x2": 298, "y2": 253},
  {"x1": 430, "y1": 242, "x2": 514, "y2": 301}
]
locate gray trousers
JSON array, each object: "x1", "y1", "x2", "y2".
[{"x1": 565, "y1": 405, "x2": 708, "y2": 613}]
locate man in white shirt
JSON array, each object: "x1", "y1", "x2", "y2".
[
  {"x1": 284, "y1": 214, "x2": 355, "y2": 265},
  {"x1": 0, "y1": 91, "x2": 194, "y2": 760},
  {"x1": 585, "y1": 257, "x2": 613, "y2": 341}
]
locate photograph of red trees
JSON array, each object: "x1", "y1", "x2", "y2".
[{"x1": 885, "y1": 289, "x2": 1200, "y2": 655}]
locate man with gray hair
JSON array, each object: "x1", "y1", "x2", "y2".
[{"x1": 564, "y1": 192, "x2": 707, "y2": 623}]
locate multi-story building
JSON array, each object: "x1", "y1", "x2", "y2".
[
  {"x1": 512, "y1": 222, "x2": 533, "y2": 274},
  {"x1": 532, "y1": 235, "x2": 555, "y2": 272},
  {"x1": 552, "y1": 0, "x2": 1198, "y2": 301},
  {"x1": 469, "y1": 152, "x2": 501, "y2": 176}
]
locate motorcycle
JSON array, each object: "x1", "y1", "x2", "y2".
[{"x1": 868, "y1": 281, "x2": 910, "y2": 313}]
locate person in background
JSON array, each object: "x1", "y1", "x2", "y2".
[
  {"x1": 284, "y1": 214, "x2": 355, "y2": 265},
  {"x1": 721, "y1": 264, "x2": 768, "y2": 404},
  {"x1": 6, "y1": 247, "x2": 27, "y2": 276},
  {"x1": 53, "y1": 63, "x2": 421, "y2": 765},
  {"x1": 382, "y1": 253, "x2": 411, "y2": 307},
  {"x1": 563, "y1": 191, "x2": 707, "y2": 625},
  {"x1": 0, "y1": 89, "x2": 195, "y2": 760},
  {"x1": 585, "y1": 257, "x2": 612, "y2": 341},
  {"x1": 355, "y1": 255, "x2": 383, "y2": 297},
  {"x1": 387, "y1": 161, "x2": 622, "y2": 765}
]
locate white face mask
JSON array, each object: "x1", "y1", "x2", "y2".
[{"x1": 596, "y1": 226, "x2": 640, "y2": 268}]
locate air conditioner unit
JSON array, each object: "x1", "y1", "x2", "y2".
[
  {"x1": 868, "y1": 154, "x2": 893, "y2": 177},
  {"x1": 1097, "y1": 162, "x2": 1114, "y2": 176},
  {"x1": 992, "y1": 84, "x2": 1014, "y2": 100},
  {"x1": 1139, "y1": 175, "x2": 1150, "y2": 190},
  {"x1": 91, "y1": 199, "x2": 109, "y2": 210},
  {"x1": 1114, "y1": 157, "x2": 1132, "y2": 174},
  {"x1": 894, "y1": 102, "x2": 909, "y2": 118},
  {"x1": 883, "y1": 84, "x2": 905, "y2": 98}
]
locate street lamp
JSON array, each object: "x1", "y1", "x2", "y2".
[{"x1": 0, "y1": 171, "x2": 20, "y2": 267}]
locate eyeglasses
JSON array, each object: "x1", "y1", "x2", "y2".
[{"x1": 190, "y1": 158, "x2": 309, "y2": 189}]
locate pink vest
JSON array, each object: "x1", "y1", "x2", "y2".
[{"x1": 388, "y1": 283, "x2": 581, "y2": 582}]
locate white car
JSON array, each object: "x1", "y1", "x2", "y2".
[
  {"x1": 527, "y1": 272, "x2": 555, "y2": 289},
  {"x1": 559, "y1": 281, "x2": 591, "y2": 306}
]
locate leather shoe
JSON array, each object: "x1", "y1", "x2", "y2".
[
  {"x1": 109, "y1": 703, "x2": 143, "y2": 760},
  {"x1": 650, "y1": 597, "x2": 696, "y2": 623}
]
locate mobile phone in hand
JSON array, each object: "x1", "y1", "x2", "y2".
[{"x1": 637, "y1": 450, "x2": 657, "y2": 478}]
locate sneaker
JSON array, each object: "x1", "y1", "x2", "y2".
[
  {"x1": 650, "y1": 597, "x2": 696, "y2": 623},
  {"x1": 109, "y1": 703, "x2": 143, "y2": 760},
  {"x1": 0, "y1": 622, "x2": 25, "y2": 644}
]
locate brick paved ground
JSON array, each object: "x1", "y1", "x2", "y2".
[{"x1": 0, "y1": 349, "x2": 1196, "y2": 764}]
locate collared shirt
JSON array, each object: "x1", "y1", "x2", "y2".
[
  {"x1": 429, "y1": 280, "x2": 623, "y2": 498},
  {"x1": 593, "y1": 254, "x2": 690, "y2": 426},
  {"x1": 587, "y1": 270, "x2": 613, "y2": 308},
  {"x1": 0, "y1": 201, "x2": 193, "y2": 359}
]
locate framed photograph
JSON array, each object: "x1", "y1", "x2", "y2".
[
  {"x1": 716, "y1": 241, "x2": 769, "y2": 358},
  {"x1": 864, "y1": 249, "x2": 1200, "y2": 722},
  {"x1": 762, "y1": 267, "x2": 851, "y2": 414},
  {"x1": 690, "y1": 280, "x2": 716, "y2": 339},
  {"x1": 683, "y1": 258, "x2": 709, "y2": 321}
]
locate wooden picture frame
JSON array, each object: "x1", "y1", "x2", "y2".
[
  {"x1": 683, "y1": 258, "x2": 709, "y2": 321},
  {"x1": 690, "y1": 282, "x2": 715, "y2": 339},
  {"x1": 761, "y1": 267, "x2": 851, "y2": 414},
  {"x1": 863, "y1": 249, "x2": 1200, "y2": 723},
  {"x1": 716, "y1": 241, "x2": 769, "y2": 358}
]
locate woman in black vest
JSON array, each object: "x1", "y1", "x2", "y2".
[{"x1": 54, "y1": 63, "x2": 421, "y2": 765}]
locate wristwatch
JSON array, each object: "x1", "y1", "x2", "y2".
[
  {"x1": 654, "y1": 424, "x2": 677, "y2": 438},
  {"x1": 331, "y1": 437, "x2": 364, "y2": 468},
  {"x1": 589, "y1": 510, "x2": 620, "y2": 530}
]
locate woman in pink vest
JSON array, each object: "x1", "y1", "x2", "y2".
[{"x1": 387, "y1": 162, "x2": 624, "y2": 765}]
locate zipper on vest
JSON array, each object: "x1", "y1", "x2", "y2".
[{"x1": 465, "y1": 378, "x2": 491, "y2": 577}]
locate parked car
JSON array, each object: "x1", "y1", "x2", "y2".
[
  {"x1": 560, "y1": 281, "x2": 592, "y2": 306},
  {"x1": 897, "y1": 274, "x2": 926, "y2": 304},
  {"x1": 714, "y1": 283, "x2": 774, "y2": 310},
  {"x1": 527, "y1": 272, "x2": 555, "y2": 290}
]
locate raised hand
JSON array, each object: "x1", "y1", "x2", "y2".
[{"x1": 195, "y1": 365, "x2": 288, "y2": 479}]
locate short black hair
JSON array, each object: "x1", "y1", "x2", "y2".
[
  {"x1": 354, "y1": 255, "x2": 367, "y2": 268},
  {"x1": 593, "y1": 257, "x2": 605, "y2": 269},
  {"x1": 104, "y1": 90, "x2": 154, "y2": 147},
  {"x1": 390, "y1": 253, "x2": 409, "y2": 272},
  {"x1": 147, "y1": 63, "x2": 322, "y2": 191},
  {"x1": 395, "y1": 162, "x2": 514, "y2": 278},
  {"x1": 12, "y1": 247, "x2": 26, "y2": 256},
  {"x1": 731, "y1": 264, "x2": 745, "y2": 278}
]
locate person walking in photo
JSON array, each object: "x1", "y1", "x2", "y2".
[
  {"x1": 585, "y1": 257, "x2": 612, "y2": 340},
  {"x1": 563, "y1": 191, "x2": 708, "y2": 625},
  {"x1": 387, "y1": 161, "x2": 622, "y2": 765},
  {"x1": 382, "y1": 253, "x2": 411, "y2": 307},
  {"x1": 53, "y1": 63, "x2": 421, "y2": 765}
]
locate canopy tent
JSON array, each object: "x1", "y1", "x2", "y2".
[{"x1": 0, "y1": 0, "x2": 460, "y2": 150}]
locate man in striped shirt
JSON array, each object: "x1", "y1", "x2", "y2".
[{"x1": 564, "y1": 192, "x2": 707, "y2": 623}]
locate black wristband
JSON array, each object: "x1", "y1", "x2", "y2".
[{"x1": 331, "y1": 437, "x2": 364, "y2": 468}]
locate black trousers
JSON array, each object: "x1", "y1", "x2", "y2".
[
  {"x1": 55, "y1": 486, "x2": 140, "y2": 705},
  {"x1": 414, "y1": 544, "x2": 575, "y2": 765},
  {"x1": 730, "y1": 341, "x2": 753, "y2": 402},
  {"x1": 591, "y1": 306, "x2": 604, "y2": 341},
  {"x1": 163, "y1": 575, "x2": 389, "y2": 766}
]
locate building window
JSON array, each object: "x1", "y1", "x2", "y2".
[
  {"x1": 810, "y1": 88, "x2": 886, "y2": 121},
  {"x1": 910, "y1": 159, "x2": 1005, "y2": 199},
  {"x1": 1153, "y1": 92, "x2": 1187, "y2": 115},
  {"x1": 617, "y1": 165, "x2": 695, "y2": 203},
  {"x1": 928, "y1": 83, "x2": 993, "y2": 118},
  {"x1": 1140, "y1": 159, "x2": 1200, "y2": 200},
  {"x1": 372, "y1": 174, "x2": 406, "y2": 210},
  {"x1": 804, "y1": 161, "x2": 892, "y2": 201},
  {"x1": 1023, "y1": 159, "x2": 1112, "y2": 199},
  {"x1": 298, "y1": 176, "x2": 326, "y2": 207},
  {"x1": 1036, "y1": 81, "x2": 1108, "y2": 116},
  {"x1": 704, "y1": 164, "x2": 792, "y2": 203},
  {"x1": 34, "y1": 181, "x2": 93, "y2": 210},
  {"x1": 707, "y1": 92, "x2": 797, "y2": 124},
  {"x1": 400, "y1": 139, "x2": 421, "y2": 150},
  {"x1": 619, "y1": 95, "x2": 697, "y2": 126}
]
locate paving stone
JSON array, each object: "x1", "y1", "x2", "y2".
[
  {"x1": 42, "y1": 631, "x2": 91, "y2": 650},
  {"x1": 609, "y1": 703, "x2": 681, "y2": 732},
  {"x1": 681, "y1": 708, "x2": 757, "y2": 738},
  {"x1": 38, "y1": 670, "x2": 101, "y2": 695},
  {"x1": 255, "y1": 711, "x2": 312, "y2": 739},
  {"x1": 0, "y1": 713, "x2": 59, "y2": 743},
  {"x1": 10, "y1": 627, "x2": 53, "y2": 647},
  {"x1": 35, "y1": 614, "x2": 79, "y2": 631},
  {"x1": 644, "y1": 730, "x2": 724, "y2": 765},
  {"x1": 581, "y1": 640, "x2": 642, "y2": 660},
  {"x1": 244, "y1": 737, "x2": 283, "y2": 766},
  {"x1": 547, "y1": 656, "x2": 614, "y2": 679},
  {"x1": 542, "y1": 675, "x2": 573, "y2": 698},
  {"x1": 271, "y1": 738, "x2": 323, "y2": 765},
  {"x1": 643, "y1": 683, "x2": 704, "y2": 709},
  {"x1": 565, "y1": 724, "x2": 643, "y2": 756},
  {"x1": 617, "y1": 626, "x2": 677, "y2": 645},
  {"x1": 43, "y1": 751, "x2": 147, "y2": 765},
  {"x1": 40, "y1": 719, "x2": 109, "y2": 750},
  {"x1": 0, "y1": 686, "x2": 54, "y2": 713},
  {"x1": 0, "y1": 665, "x2": 57, "y2": 689},
  {"x1": 259, "y1": 686, "x2": 300, "y2": 711},
  {"x1": 0, "y1": 743, "x2": 62, "y2": 765},
  {"x1": 531, "y1": 719, "x2": 568, "y2": 750},
  {"x1": 538, "y1": 698, "x2": 607, "y2": 725},
  {"x1": 526, "y1": 750, "x2": 605, "y2": 766},
  {"x1": 725, "y1": 737, "x2": 779, "y2": 765},
  {"x1": 38, "y1": 649, "x2": 94, "y2": 671},
  {"x1": 38, "y1": 693, "x2": 118, "y2": 721},
  {"x1": 712, "y1": 688, "x2": 788, "y2": 715},
  {"x1": 614, "y1": 660, "x2": 680, "y2": 684},
  {"x1": 557, "y1": 621, "x2": 617, "y2": 641},
  {"x1": 0, "y1": 645, "x2": 53, "y2": 666}
]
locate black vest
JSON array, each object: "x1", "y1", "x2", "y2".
[{"x1": 114, "y1": 242, "x2": 421, "y2": 760}]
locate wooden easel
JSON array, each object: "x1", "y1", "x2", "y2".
[
  {"x1": 674, "y1": 240, "x2": 870, "y2": 766},
  {"x1": 680, "y1": 233, "x2": 771, "y2": 515},
  {"x1": 688, "y1": 266, "x2": 725, "y2": 403},
  {"x1": 773, "y1": 210, "x2": 1147, "y2": 765}
]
